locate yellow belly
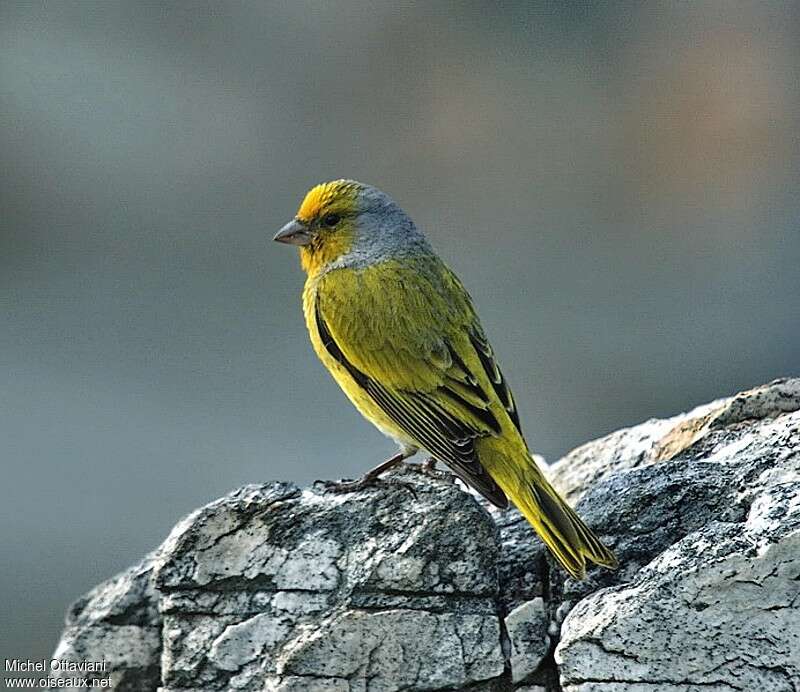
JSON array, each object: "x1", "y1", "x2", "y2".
[{"x1": 302, "y1": 274, "x2": 417, "y2": 450}]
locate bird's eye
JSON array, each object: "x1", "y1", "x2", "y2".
[{"x1": 322, "y1": 213, "x2": 341, "y2": 228}]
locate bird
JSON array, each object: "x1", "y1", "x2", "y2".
[{"x1": 273, "y1": 179, "x2": 617, "y2": 579}]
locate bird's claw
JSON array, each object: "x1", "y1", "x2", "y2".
[
  {"x1": 321, "y1": 475, "x2": 383, "y2": 494},
  {"x1": 319, "y1": 473, "x2": 419, "y2": 500}
]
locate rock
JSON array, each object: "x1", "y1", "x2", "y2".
[
  {"x1": 505, "y1": 597, "x2": 550, "y2": 683},
  {"x1": 52, "y1": 555, "x2": 162, "y2": 690},
  {"x1": 52, "y1": 379, "x2": 800, "y2": 690},
  {"x1": 553, "y1": 378, "x2": 800, "y2": 690}
]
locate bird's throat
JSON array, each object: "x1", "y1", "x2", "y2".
[{"x1": 299, "y1": 228, "x2": 355, "y2": 276}]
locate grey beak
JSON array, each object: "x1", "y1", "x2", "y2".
[{"x1": 273, "y1": 219, "x2": 312, "y2": 246}]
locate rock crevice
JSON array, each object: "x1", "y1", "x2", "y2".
[{"x1": 53, "y1": 379, "x2": 800, "y2": 691}]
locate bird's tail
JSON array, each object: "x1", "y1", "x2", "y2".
[{"x1": 499, "y1": 460, "x2": 618, "y2": 579}]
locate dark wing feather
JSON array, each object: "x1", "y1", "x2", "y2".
[
  {"x1": 315, "y1": 299, "x2": 508, "y2": 508},
  {"x1": 470, "y1": 325, "x2": 523, "y2": 437}
]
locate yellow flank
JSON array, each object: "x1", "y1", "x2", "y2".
[
  {"x1": 302, "y1": 265, "x2": 417, "y2": 447},
  {"x1": 278, "y1": 180, "x2": 619, "y2": 579}
]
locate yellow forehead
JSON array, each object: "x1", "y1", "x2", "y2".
[{"x1": 296, "y1": 180, "x2": 360, "y2": 222}]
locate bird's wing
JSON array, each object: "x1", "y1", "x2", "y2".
[{"x1": 315, "y1": 257, "x2": 522, "y2": 508}]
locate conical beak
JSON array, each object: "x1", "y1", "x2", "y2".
[{"x1": 273, "y1": 219, "x2": 312, "y2": 246}]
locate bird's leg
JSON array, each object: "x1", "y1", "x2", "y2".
[{"x1": 324, "y1": 447, "x2": 417, "y2": 494}]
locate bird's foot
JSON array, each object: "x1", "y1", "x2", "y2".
[
  {"x1": 321, "y1": 474, "x2": 383, "y2": 494},
  {"x1": 406, "y1": 457, "x2": 455, "y2": 483},
  {"x1": 319, "y1": 469, "x2": 419, "y2": 500}
]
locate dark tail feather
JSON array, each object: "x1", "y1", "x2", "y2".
[{"x1": 511, "y1": 472, "x2": 617, "y2": 579}]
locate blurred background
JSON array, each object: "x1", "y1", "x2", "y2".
[{"x1": 2, "y1": 0, "x2": 799, "y2": 670}]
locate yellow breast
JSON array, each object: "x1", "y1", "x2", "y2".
[{"x1": 301, "y1": 269, "x2": 416, "y2": 448}]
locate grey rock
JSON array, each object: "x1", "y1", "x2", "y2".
[
  {"x1": 52, "y1": 554, "x2": 162, "y2": 690},
  {"x1": 53, "y1": 379, "x2": 800, "y2": 690},
  {"x1": 553, "y1": 378, "x2": 800, "y2": 690},
  {"x1": 505, "y1": 597, "x2": 549, "y2": 683}
]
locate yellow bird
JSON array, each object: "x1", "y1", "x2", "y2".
[{"x1": 274, "y1": 180, "x2": 617, "y2": 579}]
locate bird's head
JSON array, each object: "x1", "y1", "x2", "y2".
[{"x1": 274, "y1": 180, "x2": 429, "y2": 275}]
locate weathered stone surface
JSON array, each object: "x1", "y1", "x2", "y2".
[
  {"x1": 505, "y1": 597, "x2": 550, "y2": 683},
  {"x1": 53, "y1": 379, "x2": 800, "y2": 690},
  {"x1": 554, "y1": 380, "x2": 800, "y2": 691},
  {"x1": 52, "y1": 554, "x2": 162, "y2": 690}
]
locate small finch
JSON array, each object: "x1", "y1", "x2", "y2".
[{"x1": 274, "y1": 180, "x2": 617, "y2": 579}]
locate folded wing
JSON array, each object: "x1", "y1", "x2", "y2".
[{"x1": 315, "y1": 259, "x2": 524, "y2": 508}]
